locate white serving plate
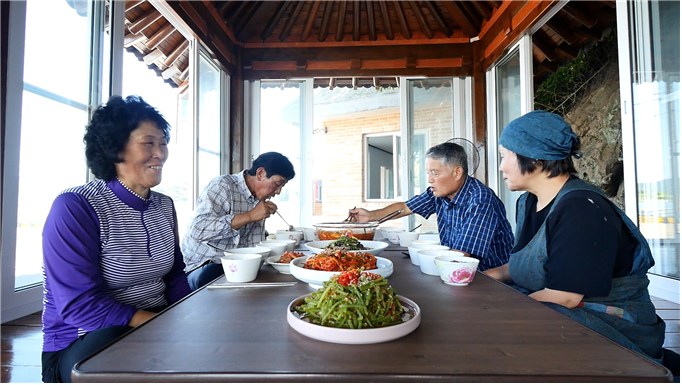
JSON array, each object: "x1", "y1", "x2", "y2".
[
  {"x1": 266, "y1": 255, "x2": 292, "y2": 274},
  {"x1": 289, "y1": 256, "x2": 393, "y2": 288},
  {"x1": 304, "y1": 240, "x2": 388, "y2": 256},
  {"x1": 287, "y1": 294, "x2": 421, "y2": 344}
]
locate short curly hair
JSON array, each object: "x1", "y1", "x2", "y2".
[{"x1": 84, "y1": 95, "x2": 170, "y2": 180}]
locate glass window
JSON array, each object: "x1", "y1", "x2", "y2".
[
  {"x1": 407, "y1": 79, "x2": 455, "y2": 234},
  {"x1": 365, "y1": 133, "x2": 400, "y2": 200},
  {"x1": 627, "y1": 0, "x2": 680, "y2": 279},
  {"x1": 259, "y1": 81, "x2": 303, "y2": 234},
  {"x1": 13, "y1": 0, "x2": 95, "y2": 290},
  {"x1": 495, "y1": 50, "x2": 524, "y2": 229},
  {"x1": 197, "y1": 53, "x2": 222, "y2": 194}
]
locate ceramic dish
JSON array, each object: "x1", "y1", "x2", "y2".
[
  {"x1": 289, "y1": 256, "x2": 393, "y2": 288},
  {"x1": 303, "y1": 240, "x2": 389, "y2": 256},
  {"x1": 287, "y1": 294, "x2": 421, "y2": 344},
  {"x1": 266, "y1": 255, "x2": 292, "y2": 274}
]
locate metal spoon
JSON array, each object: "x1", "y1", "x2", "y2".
[
  {"x1": 275, "y1": 211, "x2": 294, "y2": 231},
  {"x1": 409, "y1": 224, "x2": 422, "y2": 232}
]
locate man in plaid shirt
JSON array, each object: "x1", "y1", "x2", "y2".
[
  {"x1": 182, "y1": 152, "x2": 295, "y2": 290},
  {"x1": 350, "y1": 142, "x2": 513, "y2": 271}
]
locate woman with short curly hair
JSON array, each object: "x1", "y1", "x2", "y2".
[{"x1": 41, "y1": 95, "x2": 191, "y2": 382}]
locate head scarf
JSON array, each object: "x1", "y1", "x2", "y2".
[{"x1": 498, "y1": 110, "x2": 582, "y2": 160}]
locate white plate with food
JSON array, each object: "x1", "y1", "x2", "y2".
[
  {"x1": 287, "y1": 271, "x2": 420, "y2": 344},
  {"x1": 304, "y1": 239, "x2": 389, "y2": 256},
  {"x1": 289, "y1": 255, "x2": 393, "y2": 288},
  {"x1": 267, "y1": 251, "x2": 306, "y2": 274}
]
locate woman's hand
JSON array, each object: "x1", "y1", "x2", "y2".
[{"x1": 529, "y1": 288, "x2": 584, "y2": 309}]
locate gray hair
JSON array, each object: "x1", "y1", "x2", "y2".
[{"x1": 425, "y1": 142, "x2": 468, "y2": 175}]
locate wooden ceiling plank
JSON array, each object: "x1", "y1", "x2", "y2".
[
  {"x1": 423, "y1": 1, "x2": 453, "y2": 37},
  {"x1": 125, "y1": 0, "x2": 145, "y2": 12},
  {"x1": 261, "y1": 1, "x2": 290, "y2": 41},
  {"x1": 574, "y1": 26, "x2": 603, "y2": 41},
  {"x1": 145, "y1": 23, "x2": 176, "y2": 50},
  {"x1": 532, "y1": 34, "x2": 558, "y2": 62},
  {"x1": 177, "y1": 1, "x2": 208, "y2": 36},
  {"x1": 440, "y1": 1, "x2": 477, "y2": 38},
  {"x1": 335, "y1": 1, "x2": 348, "y2": 42},
  {"x1": 378, "y1": 1, "x2": 394, "y2": 40},
  {"x1": 408, "y1": 1, "x2": 434, "y2": 39},
  {"x1": 164, "y1": 40, "x2": 190, "y2": 67},
  {"x1": 143, "y1": 48, "x2": 164, "y2": 65},
  {"x1": 545, "y1": 19, "x2": 577, "y2": 45},
  {"x1": 244, "y1": 67, "x2": 471, "y2": 80},
  {"x1": 318, "y1": 1, "x2": 335, "y2": 42},
  {"x1": 353, "y1": 1, "x2": 361, "y2": 41},
  {"x1": 458, "y1": 1, "x2": 482, "y2": 28},
  {"x1": 279, "y1": 1, "x2": 306, "y2": 42},
  {"x1": 562, "y1": 3, "x2": 598, "y2": 28},
  {"x1": 217, "y1": 1, "x2": 232, "y2": 16},
  {"x1": 366, "y1": 1, "x2": 377, "y2": 41},
  {"x1": 301, "y1": 1, "x2": 322, "y2": 41},
  {"x1": 124, "y1": 32, "x2": 146, "y2": 48},
  {"x1": 234, "y1": 1, "x2": 263, "y2": 38},
  {"x1": 392, "y1": 1, "x2": 412, "y2": 39},
  {"x1": 486, "y1": 1, "x2": 503, "y2": 10},
  {"x1": 127, "y1": 8, "x2": 161, "y2": 35},
  {"x1": 470, "y1": 1, "x2": 493, "y2": 20},
  {"x1": 224, "y1": 1, "x2": 250, "y2": 28},
  {"x1": 555, "y1": 42, "x2": 578, "y2": 59},
  {"x1": 162, "y1": 65, "x2": 181, "y2": 80},
  {"x1": 236, "y1": 1, "x2": 276, "y2": 42},
  {"x1": 598, "y1": 0, "x2": 616, "y2": 9}
]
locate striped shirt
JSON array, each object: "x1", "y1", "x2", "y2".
[
  {"x1": 42, "y1": 179, "x2": 191, "y2": 352},
  {"x1": 182, "y1": 171, "x2": 266, "y2": 271},
  {"x1": 405, "y1": 176, "x2": 514, "y2": 270}
]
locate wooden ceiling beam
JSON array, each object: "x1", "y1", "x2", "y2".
[
  {"x1": 458, "y1": 1, "x2": 482, "y2": 28},
  {"x1": 470, "y1": 1, "x2": 493, "y2": 20},
  {"x1": 574, "y1": 26, "x2": 603, "y2": 41},
  {"x1": 423, "y1": 1, "x2": 452, "y2": 37},
  {"x1": 261, "y1": 1, "x2": 290, "y2": 41},
  {"x1": 532, "y1": 33, "x2": 558, "y2": 62},
  {"x1": 233, "y1": 1, "x2": 263, "y2": 38},
  {"x1": 143, "y1": 48, "x2": 164, "y2": 65},
  {"x1": 123, "y1": 32, "x2": 145, "y2": 48},
  {"x1": 279, "y1": 1, "x2": 305, "y2": 42},
  {"x1": 125, "y1": 0, "x2": 145, "y2": 12},
  {"x1": 487, "y1": 1, "x2": 503, "y2": 10},
  {"x1": 561, "y1": 3, "x2": 598, "y2": 28},
  {"x1": 318, "y1": 1, "x2": 334, "y2": 42},
  {"x1": 164, "y1": 40, "x2": 189, "y2": 67},
  {"x1": 440, "y1": 1, "x2": 477, "y2": 37},
  {"x1": 223, "y1": 1, "x2": 250, "y2": 28},
  {"x1": 335, "y1": 1, "x2": 348, "y2": 42},
  {"x1": 216, "y1": 1, "x2": 231, "y2": 16},
  {"x1": 378, "y1": 1, "x2": 394, "y2": 40},
  {"x1": 545, "y1": 19, "x2": 578, "y2": 45},
  {"x1": 236, "y1": 1, "x2": 276, "y2": 41},
  {"x1": 162, "y1": 65, "x2": 180, "y2": 80},
  {"x1": 555, "y1": 42, "x2": 578, "y2": 59},
  {"x1": 128, "y1": 8, "x2": 161, "y2": 35},
  {"x1": 366, "y1": 1, "x2": 377, "y2": 41},
  {"x1": 392, "y1": 1, "x2": 412, "y2": 39},
  {"x1": 145, "y1": 23, "x2": 175, "y2": 50},
  {"x1": 353, "y1": 1, "x2": 361, "y2": 41},
  {"x1": 243, "y1": 44, "x2": 472, "y2": 63},
  {"x1": 408, "y1": 1, "x2": 434, "y2": 39},
  {"x1": 301, "y1": 1, "x2": 322, "y2": 41}
]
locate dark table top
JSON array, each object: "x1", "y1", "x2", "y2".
[{"x1": 73, "y1": 246, "x2": 672, "y2": 382}]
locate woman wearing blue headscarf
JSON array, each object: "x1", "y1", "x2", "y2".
[{"x1": 484, "y1": 110, "x2": 665, "y2": 363}]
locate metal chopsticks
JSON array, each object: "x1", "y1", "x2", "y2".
[
  {"x1": 376, "y1": 209, "x2": 403, "y2": 224},
  {"x1": 207, "y1": 282, "x2": 298, "y2": 290}
]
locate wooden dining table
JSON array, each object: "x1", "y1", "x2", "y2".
[{"x1": 72, "y1": 246, "x2": 672, "y2": 382}]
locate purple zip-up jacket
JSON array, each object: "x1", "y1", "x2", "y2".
[{"x1": 41, "y1": 179, "x2": 191, "y2": 352}]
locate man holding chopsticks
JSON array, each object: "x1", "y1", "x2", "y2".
[
  {"x1": 349, "y1": 142, "x2": 513, "y2": 271},
  {"x1": 182, "y1": 152, "x2": 296, "y2": 291}
]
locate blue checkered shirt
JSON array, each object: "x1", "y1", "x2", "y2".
[
  {"x1": 181, "y1": 171, "x2": 266, "y2": 271},
  {"x1": 405, "y1": 176, "x2": 513, "y2": 270}
]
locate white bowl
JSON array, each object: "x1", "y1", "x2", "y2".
[
  {"x1": 374, "y1": 226, "x2": 402, "y2": 241},
  {"x1": 384, "y1": 230, "x2": 404, "y2": 245},
  {"x1": 407, "y1": 244, "x2": 448, "y2": 266},
  {"x1": 304, "y1": 240, "x2": 389, "y2": 256},
  {"x1": 434, "y1": 255, "x2": 479, "y2": 286},
  {"x1": 417, "y1": 249, "x2": 463, "y2": 276},
  {"x1": 258, "y1": 241, "x2": 287, "y2": 257},
  {"x1": 271, "y1": 238, "x2": 296, "y2": 251},
  {"x1": 267, "y1": 255, "x2": 292, "y2": 274},
  {"x1": 289, "y1": 256, "x2": 393, "y2": 288},
  {"x1": 275, "y1": 231, "x2": 304, "y2": 246},
  {"x1": 287, "y1": 294, "x2": 421, "y2": 344},
  {"x1": 294, "y1": 227, "x2": 319, "y2": 242},
  {"x1": 220, "y1": 254, "x2": 261, "y2": 282},
  {"x1": 398, "y1": 232, "x2": 420, "y2": 247},
  {"x1": 225, "y1": 247, "x2": 271, "y2": 267}
]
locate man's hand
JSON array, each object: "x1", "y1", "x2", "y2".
[
  {"x1": 251, "y1": 200, "x2": 278, "y2": 222},
  {"x1": 348, "y1": 207, "x2": 372, "y2": 222}
]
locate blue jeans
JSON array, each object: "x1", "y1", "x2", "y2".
[{"x1": 186, "y1": 262, "x2": 224, "y2": 291}]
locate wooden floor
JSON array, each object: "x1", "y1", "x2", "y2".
[{"x1": 2, "y1": 298, "x2": 679, "y2": 383}]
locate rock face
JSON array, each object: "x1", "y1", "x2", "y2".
[{"x1": 564, "y1": 59, "x2": 625, "y2": 210}]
